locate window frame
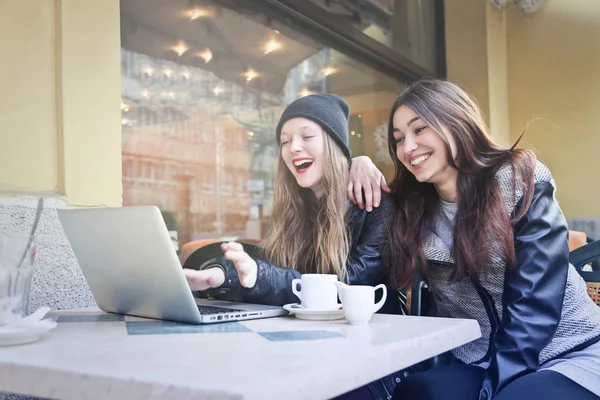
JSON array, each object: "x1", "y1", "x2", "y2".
[{"x1": 231, "y1": 0, "x2": 447, "y2": 82}]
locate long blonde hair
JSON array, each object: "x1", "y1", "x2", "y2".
[{"x1": 263, "y1": 132, "x2": 350, "y2": 281}]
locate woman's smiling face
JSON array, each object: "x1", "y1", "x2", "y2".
[
  {"x1": 392, "y1": 105, "x2": 458, "y2": 196},
  {"x1": 280, "y1": 117, "x2": 326, "y2": 197}
]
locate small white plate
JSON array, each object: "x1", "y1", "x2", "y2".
[
  {"x1": 283, "y1": 303, "x2": 345, "y2": 321},
  {"x1": 0, "y1": 319, "x2": 57, "y2": 347}
]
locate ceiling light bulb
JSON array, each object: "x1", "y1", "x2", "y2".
[
  {"x1": 189, "y1": 10, "x2": 205, "y2": 20},
  {"x1": 322, "y1": 67, "x2": 336, "y2": 76},
  {"x1": 199, "y1": 49, "x2": 213, "y2": 63},
  {"x1": 245, "y1": 69, "x2": 258, "y2": 82},
  {"x1": 264, "y1": 40, "x2": 280, "y2": 54},
  {"x1": 173, "y1": 41, "x2": 189, "y2": 57}
]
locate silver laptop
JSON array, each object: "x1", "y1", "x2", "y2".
[{"x1": 57, "y1": 206, "x2": 287, "y2": 324}]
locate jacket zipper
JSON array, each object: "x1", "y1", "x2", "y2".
[
  {"x1": 477, "y1": 286, "x2": 500, "y2": 333},
  {"x1": 475, "y1": 285, "x2": 500, "y2": 360}
]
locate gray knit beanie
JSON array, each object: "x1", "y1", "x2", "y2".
[{"x1": 275, "y1": 93, "x2": 351, "y2": 161}]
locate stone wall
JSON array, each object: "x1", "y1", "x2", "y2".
[{"x1": 0, "y1": 197, "x2": 96, "y2": 313}]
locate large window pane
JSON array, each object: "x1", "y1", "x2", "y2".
[
  {"x1": 308, "y1": 0, "x2": 438, "y2": 72},
  {"x1": 120, "y1": 0, "x2": 403, "y2": 247}
]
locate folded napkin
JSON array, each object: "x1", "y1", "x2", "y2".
[{"x1": 0, "y1": 306, "x2": 57, "y2": 333}]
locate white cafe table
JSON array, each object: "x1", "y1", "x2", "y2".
[{"x1": 0, "y1": 307, "x2": 481, "y2": 400}]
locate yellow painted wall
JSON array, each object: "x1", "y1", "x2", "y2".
[
  {"x1": 0, "y1": 0, "x2": 122, "y2": 206},
  {"x1": 0, "y1": 2, "x2": 58, "y2": 193},
  {"x1": 506, "y1": 1, "x2": 600, "y2": 217},
  {"x1": 446, "y1": 1, "x2": 599, "y2": 218},
  {"x1": 485, "y1": 4, "x2": 510, "y2": 147},
  {"x1": 444, "y1": 0, "x2": 490, "y2": 123},
  {"x1": 444, "y1": 0, "x2": 510, "y2": 146}
]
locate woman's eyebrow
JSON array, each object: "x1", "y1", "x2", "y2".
[
  {"x1": 407, "y1": 116, "x2": 421, "y2": 127},
  {"x1": 393, "y1": 116, "x2": 421, "y2": 134}
]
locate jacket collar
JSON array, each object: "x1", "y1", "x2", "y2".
[{"x1": 423, "y1": 229, "x2": 455, "y2": 264}]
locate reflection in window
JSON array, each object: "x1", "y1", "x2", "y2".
[
  {"x1": 308, "y1": 0, "x2": 437, "y2": 72},
  {"x1": 120, "y1": 0, "x2": 403, "y2": 245}
]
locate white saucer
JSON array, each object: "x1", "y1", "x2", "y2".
[
  {"x1": 0, "y1": 319, "x2": 57, "y2": 347},
  {"x1": 283, "y1": 303, "x2": 345, "y2": 321}
]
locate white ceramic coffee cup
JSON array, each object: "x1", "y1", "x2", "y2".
[
  {"x1": 291, "y1": 274, "x2": 339, "y2": 310},
  {"x1": 338, "y1": 284, "x2": 387, "y2": 325}
]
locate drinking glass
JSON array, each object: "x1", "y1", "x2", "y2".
[{"x1": 0, "y1": 234, "x2": 35, "y2": 326}]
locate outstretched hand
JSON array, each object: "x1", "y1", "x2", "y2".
[
  {"x1": 221, "y1": 241, "x2": 258, "y2": 288},
  {"x1": 347, "y1": 156, "x2": 390, "y2": 211},
  {"x1": 183, "y1": 268, "x2": 225, "y2": 291}
]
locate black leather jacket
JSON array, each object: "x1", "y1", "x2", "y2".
[
  {"x1": 205, "y1": 194, "x2": 399, "y2": 308},
  {"x1": 479, "y1": 180, "x2": 600, "y2": 399},
  {"x1": 421, "y1": 162, "x2": 600, "y2": 399},
  {"x1": 188, "y1": 194, "x2": 413, "y2": 400},
  {"x1": 479, "y1": 179, "x2": 570, "y2": 398}
]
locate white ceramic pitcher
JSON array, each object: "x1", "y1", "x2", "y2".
[{"x1": 334, "y1": 282, "x2": 387, "y2": 325}]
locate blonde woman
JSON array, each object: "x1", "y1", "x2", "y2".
[
  {"x1": 184, "y1": 93, "x2": 398, "y2": 306},
  {"x1": 183, "y1": 93, "x2": 410, "y2": 400}
]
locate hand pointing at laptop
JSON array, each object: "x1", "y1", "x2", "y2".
[
  {"x1": 183, "y1": 268, "x2": 225, "y2": 291},
  {"x1": 183, "y1": 242, "x2": 258, "y2": 291}
]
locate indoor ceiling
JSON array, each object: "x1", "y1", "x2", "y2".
[
  {"x1": 120, "y1": 0, "x2": 321, "y2": 94},
  {"x1": 120, "y1": 0, "x2": 398, "y2": 97}
]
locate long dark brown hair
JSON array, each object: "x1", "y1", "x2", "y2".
[{"x1": 383, "y1": 79, "x2": 536, "y2": 290}]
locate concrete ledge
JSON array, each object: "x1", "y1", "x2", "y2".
[{"x1": 0, "y1": 196, "x2": 96, "y2": 313}]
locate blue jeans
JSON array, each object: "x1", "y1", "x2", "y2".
[
  {"x1": 391, "y1": 364, "x2": 599, "y2": 400},
  {"x1": 332, "y1": 367, "x2": 420, "y2": 400}
]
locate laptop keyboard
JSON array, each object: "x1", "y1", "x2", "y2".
[{"x1": 197, "y1": 305, "x2": 244, "y2": 315}]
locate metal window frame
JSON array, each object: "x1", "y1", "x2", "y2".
[{"x1": 247, "y1": 0, "x2": 447, "y2": 82}]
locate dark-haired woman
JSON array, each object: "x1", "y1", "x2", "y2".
[{"x1": 352, "y1": 79, "x2": 600, "y2": 399}]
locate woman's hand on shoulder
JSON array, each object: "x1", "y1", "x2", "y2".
[
  {"x1": 221, "y1": 241, "x2": 258, "y2": 288},
  {"x1": 348, "y1": 156, "x2": 390, "y2": 212}
]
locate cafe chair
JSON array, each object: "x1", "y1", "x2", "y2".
[
  {"x1": 179, "y1": 238, "x2": 221, "y2": 265},
  {"x1": 181, "y1": 240, "x2": 266, "y2": 300},
  {"x1": 570, "y1": 238, "x2": 600, "y2": 306},
  {"x1": 569, "y1": 230, "x2": 600, "y2": 271}
]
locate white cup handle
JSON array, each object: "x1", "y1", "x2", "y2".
[
  {"x1": 292, "y1": 279, "x2": 302, "y2": 302},
  {"x1": 372, "y1": 284, "x2": 387, "y2": 313}
]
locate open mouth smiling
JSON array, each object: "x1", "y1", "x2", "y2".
[
  {"x1": 292, "y1": 158, "x2": 314, "y2": 174},
  {"x1": 409, "y1": 153, "x2": 431, "y2": 167}
]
